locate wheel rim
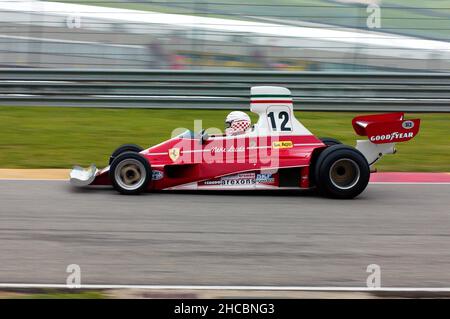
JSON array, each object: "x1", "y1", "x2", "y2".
[
  {"x1": 114, "y1": 158, "x2": 146, "y2": 191},
  {"x1": 329, "y1": 158, "x2": 360, "y2": 190}
]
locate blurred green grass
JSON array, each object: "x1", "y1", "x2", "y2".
[
  {"x1": 0, "y1": 107, "x2": 448, "y2": 171},
  {"x1": 12, "y1": 290, "x2": 106, "y2": 299}
]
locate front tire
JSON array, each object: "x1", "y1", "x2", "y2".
[
  {"x1": 110, "y1": 152, "x2": 151, "y2": 195},
  {"x1": 109, "y1": 144, "x2": 144, "y2": 165},
  {"x1": 314, "y1": 144, "x2": 369, "y2": 199}
]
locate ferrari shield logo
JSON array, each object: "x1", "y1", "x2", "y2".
[{"x1": 168, "y1": 148, "x2": 180, "y2": 161}]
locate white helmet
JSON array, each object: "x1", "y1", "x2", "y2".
[{"x1": 225, "y1": 111, "x2": 251, "y2": 136}]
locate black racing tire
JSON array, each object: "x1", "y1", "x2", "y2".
[
  {"x1": 314, "y1": 144, "x2": 370, "y2": 199},
  {"x1": 109, "y1": 144, "x2": 144, "y2": 165},
  {"x1": 319, "y1": 137, "x2": 342, "y2": 146},
  {"x1": 109, "y1": 152, "x2": 151, "y2": 195}
]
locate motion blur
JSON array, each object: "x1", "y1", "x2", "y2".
[
  {"x1": 2, "y1": 0, "x2": 450, "y2": 71},
  {"x1": 0, "y1": 0, "x2": 450, "y2": 301}
]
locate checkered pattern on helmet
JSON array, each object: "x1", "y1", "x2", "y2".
[{"x1": 229, "y1": 119, "x2": 250, "y2": 135}]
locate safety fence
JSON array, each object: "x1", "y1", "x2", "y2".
[{"x1": 0, "y1": 69, "x2": 449, "y2": 112}]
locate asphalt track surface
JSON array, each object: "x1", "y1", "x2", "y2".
[{"x1": 0, "y1": 180, "x2": 449, "y2": 287}]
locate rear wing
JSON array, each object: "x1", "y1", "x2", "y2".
[{"x1": 352, "y1": 112, "x2": 420, "y2": 144}]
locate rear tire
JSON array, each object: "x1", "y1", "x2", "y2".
[
  {"x1": 109, "y1": 144, "x2": 144, "y2": 165},
  {"x1": 314, "y1": 144, "x2": 369, "y2": 199},
  {"x1": 319, "y1": 137, "x2": 342, "y2": 146},
  {"x1": 110, "y1": 152, "x2": 151, "y2": 195}
]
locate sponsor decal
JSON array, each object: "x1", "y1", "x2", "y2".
[
  {"x1": 228, "y1": 173, "x2": 255, "y2": 179},
  {"x1": 222, "y1": 173, "x2": 255, "y2": 185},
  {"x1": 200, "y1": 173, "x2": 277, "y2": 187},
  {"x1": 152, "y1": 170, "x2": 164, "y2": 180},
  {"x1": 272, "y1": 141, "x2": 293, "y2": 149},
  {"x1": 402, "y1": 120, "x2": 415, "y2": 129},
  {"x1": 210, "y1": 146, "x2": 245, "y2": 153},
  {"x1": 256, "y1": 173, "x2": 275, "y2": 184},
  {"x1": 369, "y1": 131, "x2": 414, "y2": 142},
  {"x1": 168, "y1": 148, "x2": 180, "y2": 161},
  {"x1": 220, "y1": 173, "x2": 255, "y2": 186},
  {"x1": 202, "y1": 179, "x2": 221, "y2": 185},
  {"x1": 199, "y1": 173, "x2": 257, "y2": 187},
  {"x1": 221, "y1": 179, "x2": 254, "y2": 186}
]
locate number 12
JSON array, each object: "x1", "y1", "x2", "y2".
[{"x1": 268, "y1": 111, "x2": 291, "y2": 131}]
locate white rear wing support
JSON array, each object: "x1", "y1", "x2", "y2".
[{"x1": 356, "y1": 140, "x2": 396, "y2": 167}]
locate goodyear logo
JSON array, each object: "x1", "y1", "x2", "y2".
[{"x1": 272, "y1": 141, "x2": 293, "y2": 149}]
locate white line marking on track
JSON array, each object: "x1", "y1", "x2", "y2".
[{"x1": 0, "y1": 283, "x2": 450, "y2": 292}]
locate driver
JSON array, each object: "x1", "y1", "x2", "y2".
[{"x1": 225, "y1": 111, "x2": 251, "y2": 136}]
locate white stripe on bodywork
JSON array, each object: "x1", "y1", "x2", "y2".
[{"x1": 149, "y1": 143, "x2": 323, "y2": 156}]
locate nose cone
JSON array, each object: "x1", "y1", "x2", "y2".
[{"x1": 70, "y1": 164, "x2": 98, "y2": 186}]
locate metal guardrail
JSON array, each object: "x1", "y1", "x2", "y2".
[{"x1": 0, "y1": 69, "x2": 449, "y2": 112}]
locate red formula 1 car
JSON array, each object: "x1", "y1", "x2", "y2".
[{"x1": 70, "y1": 86, "x2": 420, "y2": 198}]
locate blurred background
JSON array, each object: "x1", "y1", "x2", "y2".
[
  {"x1": 1, "y1": 0, "x2": 450, "y2": 71},
  {"x1": 1, "y1": 1, "x2": 450, "y2": 296}
]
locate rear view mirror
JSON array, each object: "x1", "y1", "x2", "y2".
[{"x1": 198, "y1": 129, "x2": 209, "y2": 145}]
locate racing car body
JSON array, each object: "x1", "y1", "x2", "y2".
[{"x1": 70, "y1": 86, "x2": 420, "y2": 198}]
